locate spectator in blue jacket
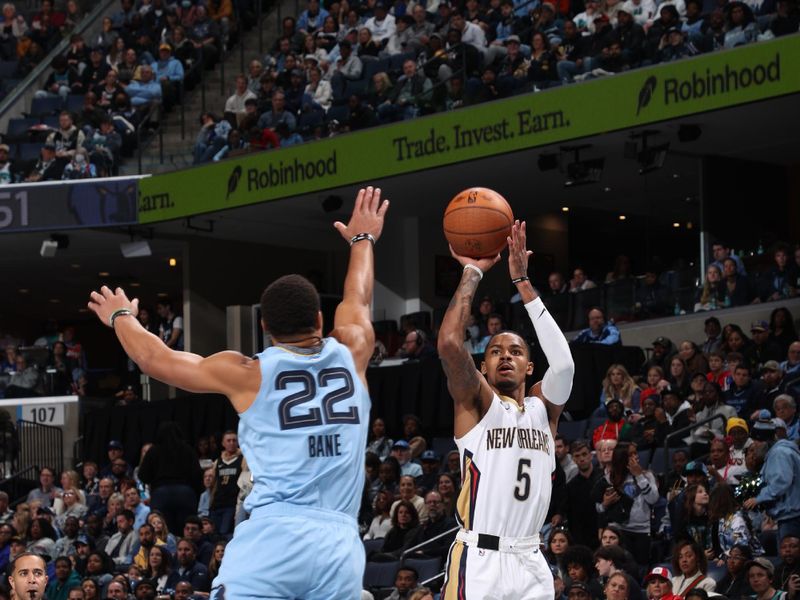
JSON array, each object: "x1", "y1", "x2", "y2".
[
  {"x1": 744, "y1": 418, "x2": 800, "y2": 544},
  {"x1": 125, "y1": 64, "x2": 162, "y2": 108},
  {"x1": 151, "y1": 43, "x2": 184, "y2": 110},
  {"x1": 573, "y1": 308, "x2": 621, "y2": 345}
]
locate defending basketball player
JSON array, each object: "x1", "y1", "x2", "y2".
[
  {"x1": 87, "y1": 186, "x2": 389, "y2": 599},
  {"x1": 438, "y1": 220, "x2": 575, "y2": 600}
]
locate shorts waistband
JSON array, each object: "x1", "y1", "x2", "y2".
[
  {"x1": 250, "y1": 502, "x2": 358, "y2": 528},
  {"x1": 456, "y1": 529, "x2": 541, "y2": 553}
]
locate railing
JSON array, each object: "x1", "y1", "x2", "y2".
[
  {"x1": 137, "y1": 102, "x2": 164, "y2": 174},
  {"x1": 662, "y1": 412, "x2": 728, "y2": 461},
  {"x1": 17, "y1": 419, "x2": 63, "y2": 477},
  {"x1": 400, "y1": 525, "x2": 459, "y2": 560},
  {"x1": 541, "y1": 270, "x2": 699, "y2": 332},
  {"x1": 0, "y1": 465, "x2": 39, "y2": 508},
  {"x1": 0, "y1": 0, "x2": 117, "y2": 130}
]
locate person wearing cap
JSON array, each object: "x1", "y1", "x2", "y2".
[
  {"x1": 364, "y1": 1, "x2": 396, "y2": 46},
  {"x1": 614, "y1": 7, "x2": 645, "y2": 64},
  {"x1": 592, "y1": 396, "x2": 630, "y2": 448},
  {"x1": 135, "y1": 578, "x2": 158, "y2": 600},
  {"x1": 645, "y1": 566, "x2": 681, "y2": 600},
  {"x1": 496, "y1": 34, "x2": 528, "y2": 93},
  {"x1": 565, "y1": 581, "x2": 592, "y2": 600},
  {"x1": 744, "y1": 414, "x2": 800, "y2": 544},
  {"x1": 80, "y1": 45, "x2": 111, "y2": 92},
  {"x1": 45, "y1": 556, "x2": 81, "y2": 600},
  {"x1": 746, "y1": 320, "x2": 785, "y2": 372},
  {"x1": 415, "y1": 451, "x2": 441, "y2": 494},
  {"x1": 747, "y1": 557, "x2": 790, "y2": 600},
  {"x1": 35, "y1": 54, "x2": 79, "y2": 101},
  {"x1": 573, "y1": 0, "x2": 600, "y2": 35},
  {"x1": 725, "y1": 416, "x2": 753, "y2": 472},
  {"x1": 774, "y1": 394, "x2": 799, "y2": 441},
  {"x1": 390, "y1": 440, "x2": 422, "y2": 478},
  {"x1": 744, "y1": 361, "x2": 791, "y2": 422},
  {"x1": 151, "y1": 42, "x2": 184, "y2": 109}
]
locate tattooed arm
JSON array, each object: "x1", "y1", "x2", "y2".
[{"x1": 437, "y1": 247, "x2": 500, "y2": 439}]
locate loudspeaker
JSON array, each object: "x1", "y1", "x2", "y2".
[
  {"x1": 40, "y1": 240, "x2": 58, "y2": 258},
  {"x1": 120, "y1": 240, "x2": 152, "y2": 258}
]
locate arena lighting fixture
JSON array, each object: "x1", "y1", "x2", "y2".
[
  {"x1": 561, "y1": 206, "x2": 569, "y2": 212},
  {"x1": 321, "y1": 194, "x2": 343, "y2": 212},
  {"x1": 538, "y1": 153, "x2": 559, "y2": 171},
  {"x1": 98, "y1": 271, "x2": 110, "y2": 277},
  {"x1": 120, "y1": 240, "x2": 152, "y2": 258},
  {"x1": 619, "y1": 215, "x2": 627, "y2": 221},
  {"x1": 626, "y1": 130, "x2": 669, "y2": 174},
  {"x1": 169, "y1": 258, "x2": 177, "y2": 267},
  {"x1": 673, "y1": 222, "x2": 681, "y2": 228},
  {"x1": 677, "y1": 124, "x2": 702, "y2": 143},
  {"x1": 561, "y1": 145, "x2": 604, "y2": 187},
  {"x1": 40, "y1": 233, "x2": 69, "y2": 258}
]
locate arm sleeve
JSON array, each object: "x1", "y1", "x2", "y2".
[{"x1": 525, "y1": 297, "x2": 574, "y2": 405}]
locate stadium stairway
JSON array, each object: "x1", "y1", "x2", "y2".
[{"x1": 120, "y1": 6, "x2": 287, "y2": 176}]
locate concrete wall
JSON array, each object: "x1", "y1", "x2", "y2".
[{"x1": 592, "y1": 298, "x2": 800, "y2": 351}]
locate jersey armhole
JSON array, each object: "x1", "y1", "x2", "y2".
[
  {"x1": 454, "y1": 394, "x2": 502, "y2": 445},
  {"x1": 237, "y1": 353, "x2": 271, "y2": 417}
]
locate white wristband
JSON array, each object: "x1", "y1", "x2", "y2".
[{"x1": 463, "y1": 264, "x2": 483, "y2": 280}]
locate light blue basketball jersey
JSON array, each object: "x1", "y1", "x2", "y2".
[{"x1": 240, "y1": 337, "x2": 370, "y2": 521}]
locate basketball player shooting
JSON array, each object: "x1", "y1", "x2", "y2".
[
  {"x1": 87, "y1": 186, "x2": 389, "y2": 599},
  {"x1": 438, "y1": 221, "x2": 575, "y2": 600}
]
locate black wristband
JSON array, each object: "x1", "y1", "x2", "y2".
[
  {"x1": 349, "y1": 233, "x2": 376, "y2": 246},
  {"x1": 511, "y1": 276, "x2": 529, "y2": 285}
]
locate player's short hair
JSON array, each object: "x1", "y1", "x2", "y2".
[
  {"x1": 482, "y1": 330, "x2": 531, "y2": 359},
  {"x1": 260, "y1": 274, "x2": 320, "y2": 337}
]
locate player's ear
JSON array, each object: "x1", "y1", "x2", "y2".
[
  {"x1": 480, "y1": 360, "x2": 487, "y2": 375},
  {"x1": 526, "y1": 361, "x2": 534, "y2": 376},
  {"x1": 315, "y1": 310, "x2": 323, "y2": 332},
  {"x1": 260, "y1": 318, "x2": 269, "y2": 333}
]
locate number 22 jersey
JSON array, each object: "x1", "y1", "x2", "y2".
[
  {"x1": 455, "y1": 393, "x2": 555, "y2": 537},
  {"x1": 240, "y1": 337, "x2": 370, "y2": 520}
]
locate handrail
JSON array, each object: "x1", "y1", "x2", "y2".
[
  {"x1": 400, "y1": 524, "x2": 459, "y2": 559},
  {"x1": 1, "y1": 465, "x2": 39, "y2": 508},
  {"x1": 662, "y1": 412, "x2": 727, "y2": 458},
  {"x1": 136, "y1": 102, "x2": 163, "y2": 174},
  {"x1": 0, "y1": 0, "x2": 117, "y2": 121}
]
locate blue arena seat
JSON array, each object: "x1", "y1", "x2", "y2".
[
  {"x1": 363, "y1": 538, "x2": 384, "y2": 556},
  {"x1": 363, "y1": 560, "x2": 400, "y2": 589},
  {"x1": 557, "y1": 419, "x2": 587, "y2": 442},
  {"x1": 403, "y1": 557, "x2": 442, "y2": 582},
  {"x1": 29, "y1": 95, "x2": 63, "y2": 117}
]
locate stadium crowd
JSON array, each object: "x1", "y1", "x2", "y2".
[
  {"x1": 0, "y1": 266, "x2": 797, "y2": 598},
  {"x1": 1, "y1": 0, "x2": 798, "y2": 175}
]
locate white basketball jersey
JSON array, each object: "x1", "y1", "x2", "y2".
[{"x1": 454, "y1": 393, "x2": 555, "y2": 538}]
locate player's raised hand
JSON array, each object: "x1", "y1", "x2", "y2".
[
  {"x1": 448, "y1": 244, "x2": 501, "y2": 274},
  {"x1": 88, "y1": 286, "x2": 139, "y2": 328},
  {"x1": 507, "y1": 220, "x2": 533, "y2": 280},
  {"x1": 334, "y1": 186, "x2": 390, "y2": 243}
]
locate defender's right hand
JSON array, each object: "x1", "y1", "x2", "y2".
[{"x1": 334, "y1": 186, "x2": 390, "y2": 243}]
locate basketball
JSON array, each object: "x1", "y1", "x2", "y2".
[{"x1": 443, "y1": 188, "x2": 514, "y2": 258}]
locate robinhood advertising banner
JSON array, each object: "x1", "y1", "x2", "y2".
[
  {"x1": 0, "y1": 176, "x2": 139, "y2": 233},
  {"x1": 138, "y1": 35, "x2": 800, "y2": 224}
]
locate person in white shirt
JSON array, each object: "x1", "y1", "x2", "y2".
[
  {"x1": 364, "y1": 2, "x2": 396, "y2": 45},
  {"x1": 390, "y1": 441, "x2": 422, "y2": 477},
  {"x1": 621, "y1": 0, "x2": 658, "y2": 26},
  {"x1": 224, "y1": 74, "x2": 257, "y2": 117}
]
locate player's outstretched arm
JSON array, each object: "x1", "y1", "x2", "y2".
[
  {"x1": 331, "y1": 186, "x2": 390, "y2": 383},
  {"x1": 438, "y1": 247, "x2": 499, "y2": 438},
  {"x1": 508, "y1": 221, "x2": 575, "y2": 430},
  {"x1": 88, "y1": 287, "x2": 259, "y2": 411}
]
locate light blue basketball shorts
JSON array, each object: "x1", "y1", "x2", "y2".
[{"x1": 210, "y1": 503, "x2": 365, "y2": 600}]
